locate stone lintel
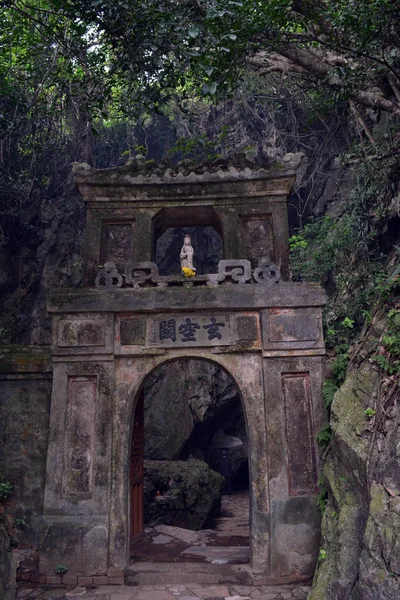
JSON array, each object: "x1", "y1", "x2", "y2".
[{"x1": 48, "y1": 283, "x2": 326, "y2": 314}]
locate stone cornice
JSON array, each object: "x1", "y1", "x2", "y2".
[
  {"x1": 72, "y1": 153, "x2": 305, "y2": 202},
  {"x1": 48, "y1": 282, "x2": 326, "y2": 314}
]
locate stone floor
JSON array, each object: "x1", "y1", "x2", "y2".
[
  {"x1": 132, "y1": 492, "x2": 250, "y2": 563},
  {"x1": 17, "y1": 493, "x2": 311, "y2": 599},
  {"x1": 17, "y1": 582, "x2": 311, "y2": 600}
]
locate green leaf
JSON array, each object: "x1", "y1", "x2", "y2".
[{"x1": 188, "y1": 26, "x2": 200, "y2": 39}]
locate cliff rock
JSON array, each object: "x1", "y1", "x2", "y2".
[{"x1": 310, "y1": 312, "x2": 400, "y2": 600}]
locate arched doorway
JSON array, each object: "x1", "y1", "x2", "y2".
[
  {"x1": 129, "y1": 358, "x2": 250, "y2": 564},
  {"x1": 110, "y1": 348, "x2": 276, "y2": 577}
]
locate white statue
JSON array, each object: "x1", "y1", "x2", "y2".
[{"x1": 180, "y1": 234, "x2": 196, "y2": 272}]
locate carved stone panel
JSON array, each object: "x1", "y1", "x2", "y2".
[
  {"x1": 282, "y1": 373, "x2": 316, "y2": 495},
  {"x1": 235, "y1": 315, "x2": 259, "y2": 341},
  {"x1": 120, "y1": 317, "x2": 147, "y2": 346},
  {"x1": 241, "y1": 215, "x2": 274, "y2": 268},
  {"x1": 261, "y1": 308, "x2": 324, "y2": 355},
  {"x1": 58, "y1": 319, "x2": 105, "y2": 347},
  {"x1": 269, "y1": 311, "x2": 318, "y2": 342},
  {"x1": 101, "y1": 221, "x2": 134, "y2": 272},
  {"x1": 53, "y1": 314, "x2": 114, "y2": 355},
  {"x1": 148, "y1": 314, "x2": 232, "y2": 348},
  {"x1": 63, "y1": 376, "x2": 96, "y2": 498}
]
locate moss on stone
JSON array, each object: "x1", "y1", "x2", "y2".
[
  {"x1": 0, "y1": 345, "x2": 51, "y2": 373},
  {"x1": 0, "y1": 344, "x2": 51, "y2": 359},
  {"x1": 331, "y1": 363, "x2": 379, "y2": 462}
]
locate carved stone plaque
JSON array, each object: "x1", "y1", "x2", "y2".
[
  {"x1": 58, "y1": 319, "x2": 105, "y2": 347},
  {"x1": 148, "y1": 314, "x2": 232, "y2": 347},
  {"x1": 242, "y1": 215, "x2": 274, "y2": 268},
  {"x1": 101, "y1": 221, "x2": 134, "y2": 272},
  {"x1": 63, "y1": 376, "x2": 96, "y2": 498},
  {"x1": 269, "y1": 312, "x2": 318, "y2": 342},
  {"x1": 282, "y1": 373, "x2": 316, "y2": 495}
]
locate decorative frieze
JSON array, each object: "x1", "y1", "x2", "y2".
[{"x1": 95, "y1": 258, "x2": 281, "y2": 290}]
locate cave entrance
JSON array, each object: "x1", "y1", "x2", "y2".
[{"x1": 129, "y1": 358, "x2": 250, "y2": 564}]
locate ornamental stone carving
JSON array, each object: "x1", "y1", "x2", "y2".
[
  {"x1": 95, "y1": 261, "x2": 123, "y2": 289},
  {"x1": 94, "y1": 259, "x2": 282, "y2": 289}
]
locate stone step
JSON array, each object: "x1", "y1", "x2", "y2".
[{"x1": 125, "y1": 561, "x2": 252, "y2": 586}]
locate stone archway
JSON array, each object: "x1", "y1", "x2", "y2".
[
  {"x1": 128, "y1": 356, "x2": 252, "y2": 560},
  {"x1": 109, "y1": 350, "x2": 268, "y2": 574},
  {"x1": 40, "y1": 158, "x2": 326, "y2": 584}
]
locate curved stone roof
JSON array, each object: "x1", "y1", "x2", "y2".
[{"x1": 72, "y1": 152, "x2": 306, "y2": 185}]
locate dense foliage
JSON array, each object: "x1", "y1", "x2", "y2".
[{"x1": 0, "y1": 0, "x2": 399, "y2": 344}]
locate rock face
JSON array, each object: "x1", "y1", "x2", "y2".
[
  {"x1": 0, "y1": 185, "x2": 85, "y2": 346},
  {"x1": 310, "y1": 313, "x2": 400, "y2": 600},
  {"x1": 143, "y1": 459, "x2": 225, "y2": 530},
  {"x1": 143, "y1": 359, "x2": 248, "y2": 482}
]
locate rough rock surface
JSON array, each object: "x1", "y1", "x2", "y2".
[
  {"x1": 143, "y1": 360, "x2": 248, "y2": 479},
  {"x1": 310, "y1": 313, "x2": 400, "y2": 600},
  {"x1": 143, "y1": 459, "x2": 224, "y2": 530},
  {"x1": 0, "y1": 184, "x2": 85, "y2": 345}
]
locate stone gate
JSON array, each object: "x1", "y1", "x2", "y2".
[{"x1": 41, "y1": 155, "x2": 326, "y2": 583}]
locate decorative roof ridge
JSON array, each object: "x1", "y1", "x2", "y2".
[{"x1": 72, "y1": 152, "x2": 306, "y2": 185}]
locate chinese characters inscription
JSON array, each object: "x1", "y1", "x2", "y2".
[
  {"x1": 150, "y1": 315, "x2": 231, "y2": 347},
  {"x1": 179, "y1": 318, "x2": 200, "y2": 342},
  {"x1": 203, "y1": 317, "x2": 225, "y2": 340},
  {"x1": 160, "y1": 319, "x2": 176, "y2": 342}
]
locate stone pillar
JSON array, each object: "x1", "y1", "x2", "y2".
[
  {"x1": 133, "y1": 212, "x2": 154, "y2": 262},
  {"x1": 220, "y1": 210, "x2": 242, "y2": 260},
  {"x1": 40, "y1": 314, "x2": 115, "y2": 578},
  {"x1": 262, "y1": 356, "x2": 325, "y2": 577},
  {"x1": 260, "y1": 305, "x2": 326, "y2": 577}
]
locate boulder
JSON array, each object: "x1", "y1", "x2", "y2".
[{"x1": 143, "y1": 459, "x2": 224, "y2": 530}]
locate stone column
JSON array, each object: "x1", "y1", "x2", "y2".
[
  {"x1": 262, "y1": 355, "x2": 324, "y2": 577},
  {"x1": 40, "y1": 314, "x2": 115, "y2": 578}
]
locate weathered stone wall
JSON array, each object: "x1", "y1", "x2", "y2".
[
  {"x1": 0, "y1": 522, "x2": 17, "y2": 600},
  {"x1": 0, "y1": 346, "x2": 52, "y2": 585}
]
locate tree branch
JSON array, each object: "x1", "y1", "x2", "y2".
[{"x1": 249, "y1": 40, "x2": 400, "y2": 115}]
